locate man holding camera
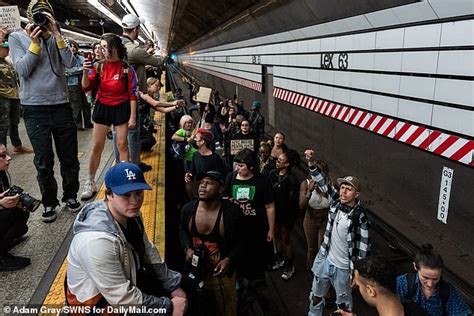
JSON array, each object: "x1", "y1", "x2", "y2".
[
  {"x1": 305, "y1": 149, "x2": 370, "y2": 316},
  {"x1": 9, "y1": 0, "x2": 81, "y2": 223},
  {"x1": 0, "y1": 144, "x2": 31, "y2": 271},
  {"x1": 179, "y1": 171, "x2": 243, "y2": 315}
]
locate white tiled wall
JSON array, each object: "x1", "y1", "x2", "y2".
[
  {"x1": 372, "y1": 95, "x2": 399, "y2": 117},
  {"x1": 432, "y1": 105, "x2": 474, "y2": 136},
  {"x1": 434, "y1": 79, "x2": 474, "y2": 107},
  {"x1": 399, "y1": 77, "x2": 436, "y2": 101},
  {"x1": 374, "y1": 52, "x2": 403, "y2": 72},
  {"x1": 440, "y1": 20, "x2": 474, "y2": 46},
  {"x1": 375, "y1": 28, "x2": 405, "y2": 49},
  {"x1": 397, "y1": 99, "x2": 433, "y2": 126},
  {"x1": 437, "y1": 51, "x2": 474, "y2": 76},
  {"x1": 401, "y1": 51, "x2": 439, "y2": 74},
  {"x1": 372, "y1": 74, "x2": 401, "y2": 95},
  {"x1": 403, "y1": 24, "x2": 441, "y2": 48},
  {"x1": 182, "y1": 5, "x2": 473, "y2": 137}
]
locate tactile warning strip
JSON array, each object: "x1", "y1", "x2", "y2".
[{"x1": 40, "y1": 111, "x2": 167, "y2": 309}]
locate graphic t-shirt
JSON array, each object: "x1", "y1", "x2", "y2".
[
  {"x1": 224, "y1": 173, "x2": 274, "y2": 230},
  {"x1": 175, "y1": 128, "x2": 197, "y2": 161}
]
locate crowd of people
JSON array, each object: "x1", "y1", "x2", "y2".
[
  {"x1": 165, "y1": 74, "x2": 472, "y2": 315},
  {"x1": 0, "y1": 0, "x2": 471, "y2": 315}
]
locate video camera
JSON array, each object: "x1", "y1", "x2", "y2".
[
  {"x1": 4, "y1": 185, "x2": 41, "y2": 212},
  {"x1": 182, "y1": 243, "x2": 209, "y2": 291}
]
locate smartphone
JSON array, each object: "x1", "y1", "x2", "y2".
[{"x1": 83, "y1": 52, "x2": 93, "y2": 63}]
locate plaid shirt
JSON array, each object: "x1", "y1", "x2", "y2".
[{"x1": 310, "y1": 167, "x2": 370, "y2": 274}]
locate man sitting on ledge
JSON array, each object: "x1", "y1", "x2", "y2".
[{"x1": 65, "y1": 162, "x2": 187, "y2": 315}]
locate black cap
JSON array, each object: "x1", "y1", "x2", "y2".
[{"x1": 196, "y1": 171, "x2": 225, "y2": 185}]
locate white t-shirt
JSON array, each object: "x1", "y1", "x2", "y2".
[{"x1": 327, "y1": 210, "x2": 351, "y2": 269}]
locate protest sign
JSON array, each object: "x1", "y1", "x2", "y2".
[
  {"x1": 196, "y1": 87, "x2": 212, "y2": 104},
  {"x1": 0, "y1": 6, "x2": 20, "y2": 31}
]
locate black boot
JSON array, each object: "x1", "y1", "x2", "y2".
[{"x1": 0, "y1": 253, "x2": 31, "y2": 271}]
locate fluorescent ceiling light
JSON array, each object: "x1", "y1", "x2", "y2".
[
  {"x1": 87, "y1": 0, "x2": 122, "y2": 26},
  {"x1": 20, "y1": 16, "x2": 99, "y2": 42}
]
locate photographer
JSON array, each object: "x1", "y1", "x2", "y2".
[
  {"x1": 9, "y1": 0, "x2": 81, "y2": 223},
  {"x1": 0, "y1": 144, "x2": 30, "y2": 271}
]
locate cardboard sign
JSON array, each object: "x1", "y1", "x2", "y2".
[
  {"x1": 196, "y1": 87, "x2": 212, "y2": 104},
  {"x1": 230, "y1": 139, "x2": 254, "y2": 155},
  {"x1": 0, "y1": 6, "x2": 21, "y2": 31}
]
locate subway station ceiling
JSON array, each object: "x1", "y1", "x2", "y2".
[{"x1": 1, "y1": 0, "x2": 416, "y2": 51}]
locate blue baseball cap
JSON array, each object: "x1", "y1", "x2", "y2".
[
  {"x1": 252, "y1": 100, "x2": 261, "y2": 109},
  {"x1": 105, "y1": 162, "x2": 152, "y2": 195}
]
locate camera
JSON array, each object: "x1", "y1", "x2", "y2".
[
  {"x1": 4, "y1": 185, "x2": 41, "y2": 212},
  {"x1": 32, "y1": 11, "x2": 48, "y2": 27},
  {"x1": 183, "y1": 244, "x2": 209, "y2": 290}
]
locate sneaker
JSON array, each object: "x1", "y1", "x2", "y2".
[
  {"x1": 80, "y1": 180, "x2": 97, "y2": 200},
  {"x1": 0, "y1": 253, "x2": 31, "y2": 271},
  {"x1": 42, "y1": 206, "x2": 57, "y2": 223},
  {"x1": 281, "y1": 265, "x2": 295, "y2": 280},
  {"x1": 66, "y1": 198, "x2": 82, "y2": 213},
  {"x1": 12, "y1": 146, "x2": 33, "y2": 154},
  {"x1": 270, "y1": 257, "x2": 285, "y2": 271}
]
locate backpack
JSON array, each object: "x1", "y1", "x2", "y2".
[{"x1": 405, "y1": 272, "x2": 450, "y2": 316}]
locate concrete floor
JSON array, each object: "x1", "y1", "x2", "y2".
[{"x1": 0, "y1": 118, "x2": 114, "y2": 308}]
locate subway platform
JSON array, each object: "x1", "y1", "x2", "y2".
[
  {"x1": 0, "y1": 106, "x2": 462, "y2": 316},
  {"x1": 0, "y1": 113, "x2": 167, "y2": 313}
]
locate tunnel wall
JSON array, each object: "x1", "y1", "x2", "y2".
[{"x1": 178, "y1": 0, "x2": 474, "y2": 294}]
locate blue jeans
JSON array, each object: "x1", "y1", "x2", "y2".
[
  {"x1": 308, "y1": 253, "x2": 352, "y2": 316},
  {"x1": 22, "y1": 104, "x2": 80, "y2": 207},
  {"x1": 112, "y1": 121, "x2": 140, "y2": 165}
]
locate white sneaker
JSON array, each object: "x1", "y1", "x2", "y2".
[{"x1": 80, "y1": 180, "x2": 97, "y2": 200}]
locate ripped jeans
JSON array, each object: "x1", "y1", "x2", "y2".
[{"x1": 308, "y1": 253, "x2": 352, "y2": 316}]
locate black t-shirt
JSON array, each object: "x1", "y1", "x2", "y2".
[
  {"x1": 224, "y1": 172, "x2": 274, "y2": 231},
  {"x1": 268, "y1": 170, "x2": 300, "y2": 218},
  {"x1": 402, "y1": 301, "x2": 427, "y2": 316},
  {"x1": 189, "y1": 152, "x2": 227, "y2": 176},
  {"x1": 118, "y1": 217, "x2": 146, "y2": 270},
  {"x1": 230, "y1": 132, "x2": 257, "y2": 153}
]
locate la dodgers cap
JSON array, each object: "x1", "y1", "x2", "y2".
[{"x1": 105, "y1": 162, "x2": 152, "y2": 195}]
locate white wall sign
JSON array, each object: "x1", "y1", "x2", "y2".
[
  {"x1": 0, "y1": 6, "x2": 21, "y2": 31},
  {"x1": 437, "y1": 166, "x2": 454, "y2": 224}
]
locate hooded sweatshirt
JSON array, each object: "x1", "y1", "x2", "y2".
[
  {"x1": 9, "y1": 31, "x2": 75, "y2": 105},
  {"x1": 66, "y1": 200, "x2": 181, "y2": 314}
]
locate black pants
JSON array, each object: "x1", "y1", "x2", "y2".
[
  {"x1": 0, "y1": 207, "x2": 29, "y2": 255},
  {"x1": 23, "y1": 104, "x2": 80, "y2": 207},
  {"x1": 68, "y1": 86, "x2": 91, "y2": 128}
]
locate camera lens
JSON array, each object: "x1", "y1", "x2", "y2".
[{"x1": 32, "y1": 12, "x2": 47, "y2": 26}]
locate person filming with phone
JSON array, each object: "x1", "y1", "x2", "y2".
[{"x1": 9, "y1": 0, "x2": 82, "y2": 223}]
